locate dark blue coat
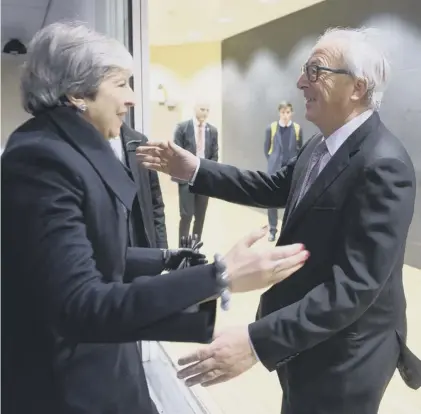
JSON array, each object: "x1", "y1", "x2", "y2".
[{"x1": 1, "y1": 107, "x2": 217, "y2": 414}]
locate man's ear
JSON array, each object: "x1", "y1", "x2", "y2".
[{"x1": 351, "y1": 78, "x2": 368, "y2": 102}]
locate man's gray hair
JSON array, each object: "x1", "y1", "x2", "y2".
[
  {"x1": 21, "y1": 21, "x2": 133, "y2": 114},
  {"x1": 314, "y1": 27, "x2": 391, "y2": 110}
]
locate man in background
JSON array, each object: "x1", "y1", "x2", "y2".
[
  {"x1": 173, "y1": 101, "x2": 218, "y2": 245},
  {"x1": 109, "y1": 123, "x2": 168, "y2": 249},
  {"x1": 264, "y1": 102, "x2": 303, "y2": 241}
]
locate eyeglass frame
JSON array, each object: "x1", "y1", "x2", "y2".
[{"x1": 301, "y1": 63, "x2": 353, "y2": 82}]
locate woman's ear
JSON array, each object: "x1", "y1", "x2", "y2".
[{"x1": 66, "y1": 95, "x2": 87, "y2": 112}]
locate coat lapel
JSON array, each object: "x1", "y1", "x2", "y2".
[
  {"x1": 120, "y1": 124, "x2": 148, "y2": 189},
  {"x1": 120, "y1": 125, "x2": 152, "y2": 216},
  {"x1": 281, "y1": 112, "x2": 381, "y2": 236},
  {"x1": 120, "y1": 125, "x2": 154, "y2": 246},
  {"x1": 47, "y1": 107, "x2": 137, "y2": 210}
]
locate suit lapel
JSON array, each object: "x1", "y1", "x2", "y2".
[
  {"x1": 284, "y1": 143, "x2": 350, "y2": 232},
  {"x1": 187, "y1": 120, "x2": 197, "y2": 154},
  {"x1": 282, "y1": 112, "x2": 381, "y2": 236},
  {"x1": 282, "y1": 135, "x2": 321, "y2": 225},
  {"x1": 47, "y1": 107, "x2": 137, "y2": 210},
  {"x1": 204, "y1": 124, "x2": 211, "y2": 158}
]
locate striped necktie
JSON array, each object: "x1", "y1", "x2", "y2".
[{"x1": 295, "y1": 139, "x2": 329, "y2": 206}]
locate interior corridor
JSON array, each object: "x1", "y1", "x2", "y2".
[{"x1": 156, "y1": 173, "x2": 421, "y2": 414}]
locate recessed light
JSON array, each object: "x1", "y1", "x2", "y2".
[{"x1": 218, "y1": 17, "x2": 232, "y2": 23}]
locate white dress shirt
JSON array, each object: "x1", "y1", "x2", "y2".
[
  {"x1": 279, "y1": 120, "x2": 293, "y2": 128},
  {"x1": 193, "y1": 119, "x2": 207, "y2": 158},
  {"x1": 109, "y1": 135, "x2": 124, "y2": 162},
  {"x1": 317, "y1": 109, "x2": 374, "y2": 175}
]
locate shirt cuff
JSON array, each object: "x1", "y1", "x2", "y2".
[
  {"x1": 188, "y1": 158, "x2": 201, "y2": 186},
  {"x1": 248, "y1": 325, "x2": 260, "y2": 361}
]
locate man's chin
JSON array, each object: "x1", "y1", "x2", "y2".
[{"x1": 304, "y1": 110, "x2": 316, "y2": 123}]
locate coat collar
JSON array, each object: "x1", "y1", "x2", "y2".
[
  {"x1": 45, "y1": 107, "x2": 137, "y2": 210},
  {"x1": 120, "y1": 123, "x2": 149, "y2": 188}
]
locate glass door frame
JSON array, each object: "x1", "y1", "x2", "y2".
[{"x1": 130, "y1": 0, "x2": 158, "y2": 362}]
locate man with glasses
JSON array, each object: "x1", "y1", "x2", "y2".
[
  {"x1": 302, "y1": 62, "x2": 353, "y2": 82},
  {"x1": 137, "y1": 27, "x2": 421, "y2": 414}
]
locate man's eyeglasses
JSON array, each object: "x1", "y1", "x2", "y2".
[{"x1": 302, "y1": 63, "x2": 353, "y2": 82}]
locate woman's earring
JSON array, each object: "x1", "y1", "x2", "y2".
[{"x1": 79, "y1": 103, "x2": 87, "y2": 112}]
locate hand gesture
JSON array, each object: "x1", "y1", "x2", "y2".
[{"x1": 136, "y1": 141, "x2": 198, "y2": 182}]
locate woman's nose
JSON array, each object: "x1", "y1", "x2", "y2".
[{"x1": 125, "y1": 87, "x2": 136, "y2": 107}]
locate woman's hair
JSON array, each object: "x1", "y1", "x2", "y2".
[{"x1": 21, "y1": 21, "x2": 133, "y2": 114}]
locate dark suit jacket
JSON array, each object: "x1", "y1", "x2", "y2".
[
  {"x1": 190, "y1": 112, "x2": 421, "y2": 413},
  {"x1": 172, "y1": 119, "x2": 218, "y2": 184},
  {"x1": 121, "y1": 124, "x2": 168, "y2": 248},
  {"x1": 1, "y1": 107, "x2": 218, "y2": 414}
]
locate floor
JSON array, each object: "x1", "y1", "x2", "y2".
[{"x1": 157, "y1": 174, "x2": 421, "y2": 414}]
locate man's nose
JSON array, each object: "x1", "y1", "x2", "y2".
[{"x1": 297, "y1": 72, "x2": 309, "y2": 90}]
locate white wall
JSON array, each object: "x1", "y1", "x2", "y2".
[{"x1": 1, "y1": 55, "x2": 32, "y2": 148}]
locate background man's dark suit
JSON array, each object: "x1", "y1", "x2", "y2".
[
  {"x1": 173, "y1": 119, "x2": 218, "y2": 243},
  {"x1": 1, "y1": 107, "x2": 218, "y2": 414},
  {"x1": 121, "y1": 123, "x2": 168, "y2": 248},
  {"x1": 190, "y1": 112, "x2": 421, "y2": 413}
]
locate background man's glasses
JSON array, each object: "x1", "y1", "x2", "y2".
[{"x1": 302, "y1": 63, "x2": 353, "y2": 82}]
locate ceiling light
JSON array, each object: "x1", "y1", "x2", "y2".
[
  {"x1": 218, "y1": 17, "x2": 232, "y2": 23},
  {"x1": 187, "y1": 31, "x2": 203, "y2": 41}
]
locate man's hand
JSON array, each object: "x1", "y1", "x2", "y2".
[
  {"x1": 136, "y1": 141, "x2": 198, "y2": 182},
  {"x1": 177, "y1": 326, "x2": 257, "y2": 387},
  {"x1": 163, "y1": 248, "x2": 207, "y2": 271}
]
